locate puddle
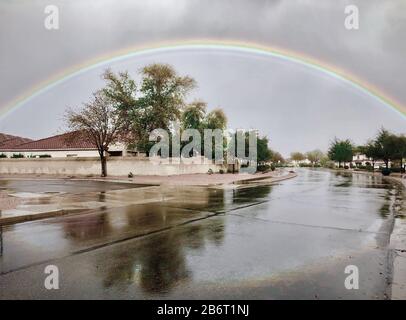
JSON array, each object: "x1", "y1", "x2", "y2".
[{"x1": 9, "y1": 192, "x2": 64, "y2": 199}]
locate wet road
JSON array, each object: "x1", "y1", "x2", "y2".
[
  {"x1": 0, "y1": 179, "x2": 146, "y2": 194},
  {"x1": 0, "y1": 169, "x2": 403, "y2": 299}
]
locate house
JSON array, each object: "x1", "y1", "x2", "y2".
[
  {"x1": 0, "y1": 133, "x2": 33, "y2": 149},
  {"x1": 352, "y1": 153, "x2": 371, "y2": 167},
  {"x1": 290, "y1": 158, "x2": 312, "y2": 167},
  {"x1": 351, "y1": 153, "x2": 388, "y2": 169},
  {"x1": 0, "y1": 131, "x2": 131, "y2": 158}
]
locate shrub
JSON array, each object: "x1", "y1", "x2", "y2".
[
  {"x1": 381, "y1": 168, "x2": 391, "y2": 176},
  {"x1": 366, "y1": 165, "x2": 374, "y2": 172},
  {"x1": 299, "y1": 163, "x2": 312, "y2": 167},
  {"x1": 11, "y1": 153, "x2": 24, "y2": 158},
  {"x1": 219, "y1": 169, "x2": 225, "y2": 174},
  {"x1": 39, "y1": 154, "x2": 51, "y2": 158},
  {"x1": 389, "y1": 167, "x2": 405, "y2": 173},
  {"x1": 344, "y1": 165, "x2": 349, "y2": 169},
  {"x1": 257, "y1": 164, "x2": 271, "y2": 172},
  {"x1": 207, "y1": 168, "x2": 213, "y2": 175},
  {"x1": 323, "y1": 161, "x2": 336, "y2": 169},
  {"x1": 0, "y1": 153, "x2": 7, "y2": 158}
]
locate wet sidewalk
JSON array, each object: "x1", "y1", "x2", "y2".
[{"x1": 0, "y1": 171, "x2": 296, "y2": 225}]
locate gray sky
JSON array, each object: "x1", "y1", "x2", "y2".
[{"x1": 0, "y1": 0, "x2": 405, "y2": 156}]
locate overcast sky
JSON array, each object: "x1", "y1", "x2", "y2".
[{"x1": 0, "y1": 0, "x2": 405, "y2": 155}]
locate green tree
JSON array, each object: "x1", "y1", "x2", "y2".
[
  {"x1": 373, "y1": 128, "x2": 399, "y2": 169},
  {"x1": 320, "y1": 155, "x2": 335, "y2": 168},
  {"x1": 205, "y1": 109, "x2": 227, "y2": 130},
  {"x1": 181, "y1": 101, "x2": 207, "y2": 131},
  {"x1": 328, "y1": 138, "x2": 353, "y2": 167},
  {"x1": 398, "y1": 135, "x2": 406, "y2": 170},
  {"x1": 361, "y1": 140, "x2": 380, "y2": 168},
  {"x1": 389, "y1": 134, "x2": 406, "y2": 170},
  {"x1": 180, "y1": 102, "x2": 228, "y2": 160},
  {"x1": 257, "y1": 136, "x2": 273, "y2": 163},
  {"x1": 137, "y1": 63, "x2": 196, "y2": 130},
  {"x1": 102, "y1": 64, "x2": 196, "y2": 154},
  {"x1": 102, "y1": 69, "x2": 137, "y2": 113}
]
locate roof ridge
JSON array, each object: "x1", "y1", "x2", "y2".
[{"x1": 15, "y1": 131, "x2": 67, "y2": 147}]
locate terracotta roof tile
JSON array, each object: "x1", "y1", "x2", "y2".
[
  {"x1": 0, "y1": 133, "x2": 33, "y2": 149},
  {"x1": 1, "y1": 131, "x2": 96, "y2": 151}
]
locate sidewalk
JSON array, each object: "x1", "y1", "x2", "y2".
[
  {"x1": 0, "y1": 170, "x2": 297, "y2": 226},
  {"x1": 0, "y1": 169, "x2": 295, "y2": 187},
  {"x1": 386, "y1": 176, "x2": 406, "y2": 299}
]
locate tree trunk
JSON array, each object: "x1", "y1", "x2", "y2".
[{"x1": 100, "y1": 155, "x2": 107, "y2": 177}]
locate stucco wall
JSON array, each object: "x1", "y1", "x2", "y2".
[
  {"x1": 0, "y1": 143, "x2": 126, "y2": 158},
  {"x1": 0, "y1": 150, "x2": 100, "y2": 158},
  {"x1": 0, "y1": 157, "x2": 222, "y2": 176}
]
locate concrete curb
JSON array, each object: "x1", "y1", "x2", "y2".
[
  {"x1": 0, "y1": 208, "x2": 86, "y2": 226},
  {"x1": 232, "y1": 172, "x2": 298, "y2": 185}
]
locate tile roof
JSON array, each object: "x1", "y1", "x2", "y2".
[
  {"x1": 0, "y1": 133, "x2": 33, "y2": 149},
  {"x1": 0, "y1": 131, "x2": 97, "y2": 151}
]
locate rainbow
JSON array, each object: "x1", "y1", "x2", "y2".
[{"x1": 1, "y1": 39, "x2": 405, "y2": 120}]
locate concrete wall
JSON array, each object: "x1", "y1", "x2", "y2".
[
  {"x1": 0, "y1": 143, "x2": 126, "y2": 158},
  {"x1": 0, "y1": 150, "x2": 100, "y2": 158},
  {"x1": 0, "y1": 157, "x2": 222, "y2": 176}
]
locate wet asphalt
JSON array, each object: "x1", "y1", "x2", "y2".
[{"x1": 0, "y1": 169, "x2": 402, "y2": 299}]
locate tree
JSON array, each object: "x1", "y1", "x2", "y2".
[
  {"x1": 103, "y1": 64, "x2": 196, "y2": 154},
  {"x1": 102, "y1": 69, "x2": 137, "y2": 139},
  {"x1": 136, "y1": 64, "x2": 196, "y2": 146},
  {"x1": 328, "y1": 138, "x2": 353, "y2": 167},
  {"x1": 180, "y1": 103, "x2": 228, "y2": 160},
  {"x1": 205, "y1": 109, "x2": 227, "y2": 131},
  {"x1": 65, "y1": 91, "x2": 128, "y2": 177},
  {"x1": 181, "y1": 101, "x2": 207, "y2": 131},
  {"x1": 396, "y1": 135, "x2": 406, "y2": 170},
  {"x1": 361, "y1": 140, "x2": 380, "y2": 168},
  {"x1": 257, "y1": 136, "x2": 273, "y2": 164},
  {"x1": 290, "y1": 152, "x2": 305, "y2": 162},
  {"x1": 374, "y1": 128, "x2": 398, "y2": 169},
  {"x1": 306, "y1": 149, "x2": 324, "y2": 166},
  {"x1": 320, "y1": 155, "x2": 335, "y2": 168},
  {"x1": 271, "y1": 150, "x2": 285, "y2": 164},
  {"x1": 389, "y1": 134, "x2": 406, "y2": 170}
]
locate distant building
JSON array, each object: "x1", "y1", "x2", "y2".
[
  {"x1": 290, "y1": 158, "x2": 311, "y2": 167},
  {"x1": 352, "y1": 153, "x2": 387, "y2": 168},
  {"x1": 0, "y1": 131, "x2": 132, "y2": 158},
  {"x1": 352, "y1": 153, "x2": 371, "y2": 167}
]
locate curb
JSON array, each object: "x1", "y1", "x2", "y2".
[{"x1": 0, "y1": 208, "x2": 86, "y2": 226}]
